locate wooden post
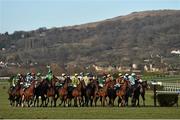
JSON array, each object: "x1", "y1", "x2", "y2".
[{"x1": 154, "y1": 85, "x2": 157, "y2": 107}]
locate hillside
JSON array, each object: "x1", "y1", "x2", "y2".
[{"x1": 0, "y1": 10, "x2": 180, "y2": 75}]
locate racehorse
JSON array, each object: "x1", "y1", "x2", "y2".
[
  {"x1": 58, "y1": 77, "x2": 70, "y2": 107},
  {"x1": 140, "y1": 80, "x2": 148, "y2": 106},
  {"x1": 98, "y1": 81, "x2": 112, "y2": 107},
  {"x1": 85, "y1": 79, "x2": 99, "y2": 107},
  {"x1": 107, "y1": 80, "x2": 116, "y2": 107},
  {"x1": 131, "y1": 80, "x2": 148, "y2": 107},
  {"x1": 8, "y1": 81, "x2": 21, "y2": 106},
  {"x1": 46, "y1": 75, "x2": 59, "y2": 107},
  {"x1": 33, "y1": 79, "x2": 49, "y2": 107},
  {"x1": 72, "y1": 80, "x2": 86, "y2": 107},
  {"x1": 116, "y1": 79, "x2": 129, "y2": 107},
  {"x1": 21, "y1": 80, "x2": 36, "y2": 107},
  {"x1": 8, "y1": 76, "x2": 25, "y2": 107}
]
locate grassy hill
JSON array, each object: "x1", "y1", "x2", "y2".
[{"x1": 0, "y1": 10, "x2": 180, "y2": 75}]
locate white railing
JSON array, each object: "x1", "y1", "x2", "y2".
[
  {"x1": 0, "y1": 77, "x2": 10, "y2": 80},
  {"x1": 162, "y1": 82, "x2": 180, "y2": 92}
]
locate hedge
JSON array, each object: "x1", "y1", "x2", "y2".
[{"x1": 157, "y1": 93, "x2": 179, "y2": 107}]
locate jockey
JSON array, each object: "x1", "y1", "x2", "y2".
[
  {"x1": 136, "y1": 75, "x2": 142, "y2": 84},
  {"x1": 36, "y1": 72, "x2": 42, "y2": 81},
  {"x1": 98, "y1": 75, "x2": 106, "y2": 88},
  {"x1": 105, "y1": 74, "x2": 113, "y2": 83},
  {"x1": 45, "y1": 65, "x2": 53, "y2": 83},
  {"x1": 124, "y1": 73, "x2": 129, "y2": 80},
  {"x1": 78, "y1": 72, "x2": 84, "y2": 81},
  {"x1": 83, "y1": 73, "x2": 90, "y2": 86},
  {"x1": 88, "y1": 73, "x2": 94, "y2": 81},
  {"x1": 25, "y1": 72, "x2": 33, "y2": 88},
  {"x1": 115, "y1": 73, "x2": 123, "y2": 88},
  {"x1": 12, "y1": 73, "x2": 21, "y2": 87},
  {"x1": 128, "y1": 73, "x2": 136, "y2": 86},
  {"x1": 57, "y1": 73, "x2": 67, "y2": 87},
  {"x1": 61, "y1": 73, "x2": 67, "y2": 81},
  {"x1": 71, "y1": 73, "x2": 80, "y2": 87}
]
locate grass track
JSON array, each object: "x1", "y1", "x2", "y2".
[{"x1": 0, "y1": 81, "x2": 180, "y2": 119}]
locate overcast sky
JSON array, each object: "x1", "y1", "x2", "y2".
[{"x1": 0, "y1": 0, "x2": 180, "y2": 33}]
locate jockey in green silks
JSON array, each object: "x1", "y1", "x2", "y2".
[
  {"x1": 45, "y1": 65, "x2": 53, "y2": 82},
  {"x1": 12, "y1": 73, "x2": 21, "y2": 87},
  {"x1": 98, "y1": 75, "x2": 106, "y2": 88}
]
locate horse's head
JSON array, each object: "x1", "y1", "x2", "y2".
[
  {"x1": 86, "y1": 80, "x2": 98, "y2": 92},
  {"x1": 80, "y1": 80, "x2": 86, "y2": 89},
  {"x1": 28, "y1": 80, "x2": 36, "y2": 88},
  {"x1": 141, "y1": 80, "x2": 149, "y2": 89},
  {"x1": 51, "y1": 75, "x2": 58, "y2": 84},
  {"x1": 104, "y1": 80, "x2": 114, "y2": 89}
]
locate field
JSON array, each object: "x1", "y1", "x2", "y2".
[{"x1": 0, "y1": 80, "x2": 180, "y2": 119}]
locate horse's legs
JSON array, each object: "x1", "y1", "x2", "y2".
[
  {"x1": 74, "y1": 97, "x2": 78, "y2": 107},
  {"x1": 110, "y1": 98, "x2": 114, "y2": 107},
  {"x1": 80, "y1": 95, "x2": 84, "y2": 107},
  {"x1": 36, "y1": 97, "x2": 39, "y2": 107},
  {"x1": 90, "y1": 96, "x2": 93, "y2": 107},
  {"x1": 27, "y1": 99, "x2": 30, "y2": 107},
  {"x1": 141, "y1": 93, "x2": 145, "y2": 106},
  {"x1": 46, "y1": 97, "x2": 49, "y2": 107},
  {"x1": 78, "y1": 96, "x2": 82, "y2": 107},
  {"x1": 117, "y1": 97, "x2": 120, "y2": 107},
  {"x1": 110, "y1": 97, "x2": 115, "y2": 107},
  {"x1": 34, "y1": 96, "x2": 37, "y2": 107},
  {"x1": 50, "y1": 97, "x2": 53, "y2": 107},
  {"x1": 40, "y1": 96, "x2": 43, "y2": 107},
  {"x1": 35, "y1": 96, "x2": 40, "y2": 107},
  {"x1": 21, "y1": 95, "x2": 25, "y2": 107},
  {"x1": 121, "y1": 96, "x2": 125, "y2": 107},
  {"x1": 137, "y1": 97, "x2": 140, "y2": 107},
  {"x1": 59, "y1": 97, "x2": 63, "y2": 106},
  {"x1": 64, "y1": 96, "x2": 68, "y2": 107},
  {"x1": 102, "y1": 96, "x2": 105, "y2": 107},
  {"x1": 63, "y1": 98, "x2": 66, "y2": 107},
  {"x1": 30, "y1": 96, "x2": 34, "y2": 107},
  {"x1": 94, "y1": 97, "x2": 99, "y2": 107},
  {"x1": 131, "y1": 96, "x2": 135, "y2": 107},
  {"x1": 137, "y1": 93, "x2": 141, "y2": 107},
  {"x1": 68, "y1": 98, "x2": 72, "y2": 107},
  {"x1": 108, "y1": 97, "x2": 111, "y2": 106},
  {"x1": 85, "y1": 96, "x2": 89, "y2": 107},
  {"x1": 100, "y1": 97, "x2": 102, "y2": 106},
  {"x1": 10, "y1": 95, "x2": 15, "y2": 107},
  {"x1": 53, "y1": 95, "x2": 57, "y2": 107},
  {"x1": 63, "y1": 97, "x2": 66, "y2": 107},
  {"x1": 125, "y1": 93, "x2": 129, "y2": 106}
]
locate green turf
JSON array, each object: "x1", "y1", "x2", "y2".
[{"x1": 0, "y1": 81, "x2": 180, "y2": 119}]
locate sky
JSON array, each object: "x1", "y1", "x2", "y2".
[{"x1": 0, "y1": 0, "x2": 180, "y2": 34}]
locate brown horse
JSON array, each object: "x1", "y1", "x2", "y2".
[
  {"x1": 85, "y1": 79, "x2": 99, "y2": 107},
  {"x1": 140, "y1": 80, "x2": 148, "y2": 106},
  {"x1": 98, "y1": 81, "x2": 112, "y2": 107},
  {"x1": 8, "y1": 82, "x2": 21, "y2": 106},
  {"x1": 107, "y1": 80, "x2": 116, "y2": 107},
  {"x1": 116, "y1": 79, "x2": 129, "y2": 107},
  {"x1": 72, "y1": 80, "x2": 85, "y2": 107},
  {"x1": 133, "y1": 80, "x2": 148, "y2": 106},
  {"x1": 21, "y1": 80, "x2": 36, "y2": 107},
  {"x1": 33, "y1": 79, "x2": 49, "y2": 107},
  {"x1": 46, "y1": 75, "x2": 59, "y2": 107},
  {"x1": 8, "y1": 76, "x2": 25, "y2": 107},
  {"x1": 58, "y1": 77, "x2": 70, "y2": 107}
]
